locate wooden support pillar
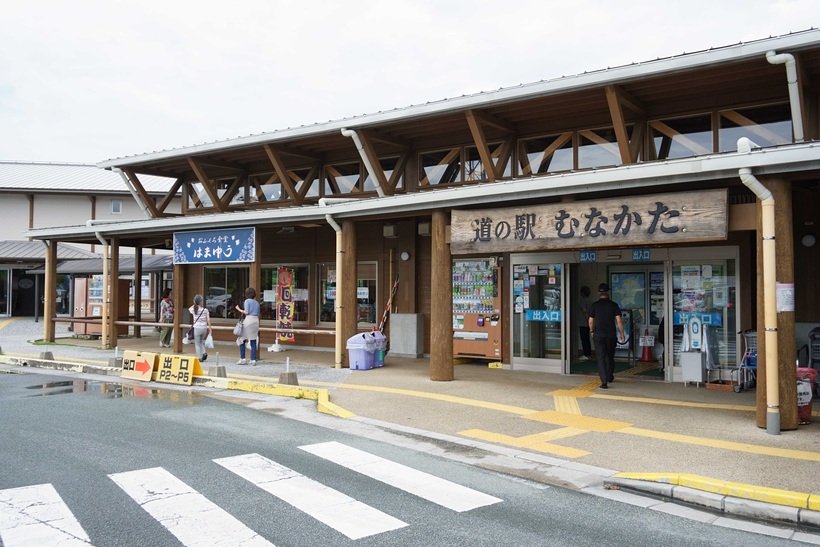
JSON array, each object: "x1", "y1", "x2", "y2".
[
  {"x1": 134, "y1": 245, "x2": 142, "y2": 338},
  {"x1": 43, "y1": 240, "x2": 57, "y2": 342},
  {"x1": 172, "y1": 262, "x2": 184, "y2": 354},
  {"x1": 340, "y1": 220, "x2": 358, "y2": 366},
  {"x1": 756, "y1": 177, "x2": 797, "y2": 430},
  {"x1": 430, "y1": 210, "x2": 453, "y2": 381},
  {"x1": 109, "y1": 237, "x2": 120, "y2": 348}
]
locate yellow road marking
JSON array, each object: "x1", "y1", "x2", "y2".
[
  {"x1": 302, "y1": 380, "x2": 538, "y2": 415},
  {"x1": 524, "y1": 410, "x2": 631, "y2": 432},
  {"x1": 553, "y1": 395, "x2": 582, "y2": 415},
  {"x1": 592, "y1": 393, "x2": 754, "y2": 412},
  {"x1": 460, "y1": 428, "x2": 590, "y2": 458},
  {"x1": 621, "y1": 426, "x2": 820, "y2": 462},
  {"x1": 0, "y1": 318, "x2": 16, "y2": 330}
]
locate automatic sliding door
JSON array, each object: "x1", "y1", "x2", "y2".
[{"x1": 512, "y1": 261, "x2": 565, "y2": 373}]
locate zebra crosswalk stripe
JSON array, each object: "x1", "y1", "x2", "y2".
[
  {"x1": 300, "y1": 441, "x2": 503, "y2": 512},
  {"x1": 214, "y1": 453, "x2": 407, "y2": 540},
  {"x1": 0, "y1": 483, "x2": 93, "y2": 546},
  {"x1": 109, "y1": 467, "x2": 273, "y2": 547}
]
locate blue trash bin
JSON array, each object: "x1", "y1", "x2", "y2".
[
  {"x1": 347, "y1": 333, "x2": 375, "y2": 370},
  {"x1": 370, "y1": 331, "x2": 387, "y2": 367}
]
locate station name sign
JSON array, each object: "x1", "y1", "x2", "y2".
[
  {"x1": 450, "y1": 189, "x2": 727, "y2": 254},
  {"x1": 173, "y1": 227, "x2": 256, "y2": 264}
]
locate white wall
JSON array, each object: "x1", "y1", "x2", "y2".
[{"x1": 0, "y1": 194, "x2": 32, "y2": 240}]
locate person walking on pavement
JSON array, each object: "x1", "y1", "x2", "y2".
[
  {"x1": 188, "y1": 294, "x2": 212, "y2": 362},
  {"x1": 578, "y1": 285, "x2": 592, "y2": 360},
  {"x1": 159, "y1": 288, "x2": 174, "y2": 348},
  {"x1": 235, "y1": 287, "x2": 260, "y2": 365},
  {"x1": 588, "y1": 283, "x2": 625, "y2": 389}
]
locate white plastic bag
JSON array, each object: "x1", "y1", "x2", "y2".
[
  {"x1": 204, "y1": 334, "x2": 214, "y2": 349},
  {"x1": 182, "y1": 332, "x2": 192, "y2": 345}
]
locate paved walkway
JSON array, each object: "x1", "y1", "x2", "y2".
[{"x1": 2, "y1": 317, "x2": 819, "y2": 537}]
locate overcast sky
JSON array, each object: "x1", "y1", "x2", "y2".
[{"x1": 1, "y1": 1, "x2": 818, "y2": 164}]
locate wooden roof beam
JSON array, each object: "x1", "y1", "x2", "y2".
[
  {"x1": 355, "y1": 129, "x2": 393, "y2": 196},
  {"x1": 465, "y1": 110, "x2": 497, "y2": 182},
  {"x1": 196, "y1": 157, "x2": 248, "y2": 172},
  {"x1": 467, "y1": 109, "x2": 515, "y2": 133},
  {"x1": 122, "y1": 168, "x2": 161, "y2": 218},
  {"x1": 605, "y1": 86, "x2": 633, "y2": 164},
  {"x1": 156, "y1": 177, "x2": 184, "y2": 214},
  {"x1": 263, "y1": 145, "x2": 302, "y2": 204},
  {"x1": 363, "y1": 128, "x2": 410, "y2": 149},
  {"x1": 186, "y1": 157, "x2": 226, "y2": 212}
]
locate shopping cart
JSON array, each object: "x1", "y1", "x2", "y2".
[{"x1": 732, "y1": 330, "x2": 757, "y2": 393}]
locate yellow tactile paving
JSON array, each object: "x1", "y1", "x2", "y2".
[
  {"x1": 621, "y1": 426, "x2": 820, "y2": 462},
  {"x1": 523, "y1": 410, "x2": 631, "y2": 432},
  {"x1": 547, "y1": 389, "x2": 593, "y2": 399},
  {"x1": 553, "y1": 395, "x2": 582, "y2": 415},
  {"x1": 460, "y1": 427, "x2": 590, "y2": 458}
]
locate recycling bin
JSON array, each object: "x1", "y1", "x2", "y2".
[
  {"x1": 370, "y1": 331, "x2": 387, "y2": 367},
  {"x1": 347, "y1": 333, "x2": 375, "y2": 370},
  {"x1": 797, "y1": 367, "x2": 817, "y2": 424}
]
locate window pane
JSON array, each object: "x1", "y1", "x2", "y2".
[
  {"x1": 325, "y1": 162, "x2": 361, "y2": 195},
  {"x1": 718, "y1": 103, "x2": 792, "y2": 152},
  {"x1": 578, "y1": 129, "x2": 621, "y2": 169},
  {"x1": 317, "y1": 261, "x2": 378, "y2": 326},
  {"x1": 260, "y1": 265, "x2": 309, "y2": 323},
  {"x1": 204, "y1": 266, "x2": 249, "y2": 319},
  {"x1": 671, "y1": 260, "x2": 737, "y2": 369},
  {"x1": 650, "y1": 115, "x2": 712, "y2": 159},
  {"x1": 519, "y1": 135, "x2": 573, "y2": 175},
  {"x1": 420, "y1": 149, "x2": 461, "y2": 186}
]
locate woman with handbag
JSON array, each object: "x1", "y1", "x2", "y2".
[
  {"x1": 188, "y1": 294, "x2": 212, "y2": 362},
  {"x1": 235, "y1": 287, "x2": 260, "y2": 365}
]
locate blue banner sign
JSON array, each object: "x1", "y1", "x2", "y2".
[
  {"x1": 173, "y1": 228, "x2": 256, "y2": 264},
  {"x1": 526, "y1": 309, "x2": 562, "y2": 322},
  {"x1": 579, "y1": 250, "x2": 597, "y2": 263},
  {"x1": 632, "y1": 248, "x2": 651, "y2": 261}
]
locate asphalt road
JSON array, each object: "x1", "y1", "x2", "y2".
[{"x1": 0, "y1": 371, "x2": 796, "y2": 546}]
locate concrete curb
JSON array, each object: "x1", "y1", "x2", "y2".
[
  {"x1": 0, "y1": 354, "x2": 353, "y2": 419},
  {"x1": 606, "y1": 475, "x2": 820, "y2": 528}
]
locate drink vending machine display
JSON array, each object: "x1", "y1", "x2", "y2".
[{"x1": 452, "y1": 259, "x2": 502, "y2": 359}]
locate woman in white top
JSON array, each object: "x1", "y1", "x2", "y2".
[
  {"x1": 235, "y1": 287, "x2": 260, "y2": 365},
  {"x1": 188, "y1": 294, "x2": 212, "y2": 361}
]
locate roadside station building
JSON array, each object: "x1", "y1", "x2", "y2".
[{"x1": 28, "y1": 30, "x2": 820, "y2": 431}]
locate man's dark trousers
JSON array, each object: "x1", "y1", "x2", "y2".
[{"x1": 594, "y1": 335, "x2": 617, "y2": 384}]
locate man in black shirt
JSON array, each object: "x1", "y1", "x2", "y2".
[{"x1": 588, "y1": 283, "x2": 626, "y2": 389}]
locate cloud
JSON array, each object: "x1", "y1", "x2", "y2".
[{"x1": 0, "y1": 0, "x2": 817, "y2": 162}]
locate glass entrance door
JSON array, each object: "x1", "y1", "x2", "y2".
[{"x1": 511, "y1": 260, "x2": 565, "y2": 373}]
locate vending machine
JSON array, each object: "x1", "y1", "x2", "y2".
[{"x1": 452, "y1": 258, "x2": 502, "y2": 359}]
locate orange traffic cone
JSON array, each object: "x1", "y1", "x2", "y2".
[{"x1": 639, "y1": 328, "x2": 655, "y2": 363}]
